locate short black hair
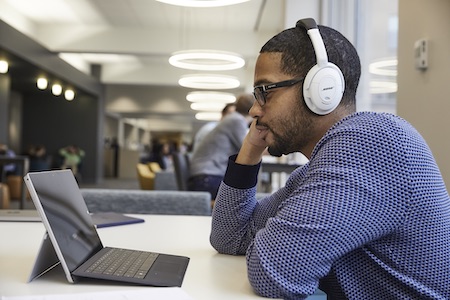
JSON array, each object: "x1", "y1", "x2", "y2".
[
  {"x1": 260, "y1": 23, "x2": 361, "y2": 106},
  {"x1": 235, "y1": 93, "x2": 254, "y2": 115},
  {"x1": 221, "y1": 103, "x2": 236, "y2": 116}
]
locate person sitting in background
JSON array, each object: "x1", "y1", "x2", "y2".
[
  {"x1": 28, "y1": 144, "x2": 50, "y2": 172},
  {"x1": 159, "y1": 142, "x2": 174, "y2": 172},
  {"x1": 59, "y1": 145, "x2": 85, "y2": 176},
  {"x1": 149, "y1": 140, "x2": 174, "y2": 171},
  {"x1": 210, "y1": 18, "x2": 450, "y2": 299},
  {"x1": 188, "y1": 94, "x2": 254, "y2": 199},
  {"x1": 0, "y1": 143, "x2": 17, "y2": 177},
  {"x1": 192, "y1": 103, "x2": 236, "y2": 152}
]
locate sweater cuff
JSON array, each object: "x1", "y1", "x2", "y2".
[{"x1": 223, "y1": 154, "x2": 261, "y2": 189}]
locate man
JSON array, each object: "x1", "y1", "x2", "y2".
[
  {"x1": 188, "y1": 94, "x2": 253, "y2": 199},
  {"x1": 192, "y1": 103, "x2": 236, "y2": 152},
  {"x1": 0, "y1": 144, "x2": 17, "y2": 176},
  {"x1": 59, "y1": 144, "x2": 85, "y2": 177},
  {"x1": 210, "y1": 18, "x2": 450, "y2": 299}
]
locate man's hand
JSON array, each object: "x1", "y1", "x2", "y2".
[{"x1": 236, "y1": 120, "x2": 268, "y2": 165}]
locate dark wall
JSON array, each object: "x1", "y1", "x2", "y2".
[
  {"x1": 0, "y1": 74, "x2": 11, "y2": 143},
  {"x1": 1, "y1": 20, "x2": 104, "y2": 184},
  {"x1": 21, "y1": 91, "x2": 99, "y2": 183}
]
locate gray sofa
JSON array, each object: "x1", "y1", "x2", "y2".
[{"x1": 81, "y1": 188, "x2": 212, "y2": 216}]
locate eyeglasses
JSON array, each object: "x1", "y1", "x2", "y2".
[{"x1": 253, "y1": 78, "x2": 304, "y2": 107}]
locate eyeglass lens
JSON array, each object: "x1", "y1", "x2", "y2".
[{"x1": 253, "y1": 88, "x2": 266, "y2": 106}]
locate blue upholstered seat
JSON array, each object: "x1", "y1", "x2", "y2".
[{"x1": 81, "y1": 188, "x2": 211, "y2": 216}]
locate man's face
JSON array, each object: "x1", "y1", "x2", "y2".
[{"x1": 251, "y1": 52, "x2": 315, "y2": 157}]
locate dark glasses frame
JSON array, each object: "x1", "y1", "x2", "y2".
[{"x1": 253, "y1": 78, "x2": 304, "y2": 106}]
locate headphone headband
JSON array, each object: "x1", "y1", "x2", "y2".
[
  {"x1": 295, "y1": 18, "x2": 345, "y2": 115},
  {"x1": 296, "y1": 19, "x2": 328, "y2": 67},
  {"x1": 296, "y1": 18, "x2": 317, "y2": 31}
]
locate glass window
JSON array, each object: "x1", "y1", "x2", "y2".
[{"x1": 322, "y1": 0, "x2": 398, "y2": 113}]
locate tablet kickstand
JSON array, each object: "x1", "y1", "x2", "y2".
[{"x1": 28, "y1": 232, "x2": 61, "y2": 282}]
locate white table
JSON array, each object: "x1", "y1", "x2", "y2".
[{"x1": 0, "y1": 215, "x2": 325, "y2": 299}]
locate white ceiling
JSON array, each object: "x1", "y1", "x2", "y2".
[{"x1": 0, "y1": 0, "x2": 286, "y2": 127}]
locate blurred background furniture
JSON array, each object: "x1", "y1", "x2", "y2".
[
  {"x1": 0, "y1": 183, "x2": 10, "y2": 209},
  {"x1": 136, "y1": 163, "x2": 177, "y2": 191},
  {"x1": 136, "y1": 163, "x2": 155, "y2": 190},
  {"x1": 148, "y1": 162, "x2": 162, "y2": 173},
  {"x1": 81, "y1": 188, "x2": 212, "y2": 216},
  {"x1": 0, "y1": 156, "x2": 29, "y2": 209},
  {"x1": 153, "y1": 171, "x2": 178, "y2": 191},
  {"x1": 172, "y1": 152, "x2": 190, "y2": 191},
  {"x1": 260, "y1": 161, "x2": 302, "y2": 193}
]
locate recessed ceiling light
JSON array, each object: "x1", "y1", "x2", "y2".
[
  {"x1": 156, "y1": 0, "x2": 250, "y2": 8},
  {"x1": 36, "y1": 77, "x2": 48, "y2": 90},
  {"x1": 0, "y1": 60, "x2": 8, "y2": 74},
  {"x1": 52, "y1": 84, "x2": 62, "y2": 96},
  {"x1": 169, "y1": 50, "x2": 245, "y2": 71},
  {"x1": 179, "y1": 74, "x2": 240, "y2": 89},
  {"x1": 186, "y1": 91, "x2": 236, "y2": 103},
  {"x1": 64, "y1": 89, "x2": 75, "y2": 101}
]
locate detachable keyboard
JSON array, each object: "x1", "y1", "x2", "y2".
[{"x1": 85, "y1": 248, "x2": 159, "y2": 279}]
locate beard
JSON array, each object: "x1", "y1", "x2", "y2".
[
  {"x1": 267, "y1": 133, "x2": 290, "y2": 157},
  {"x1": 264, "y1": 104, "x2": 315, "y2": 157}
]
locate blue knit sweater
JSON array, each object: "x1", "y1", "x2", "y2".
[{"x1": 210, "y1": 112, "x2": 450, "y2": 299}]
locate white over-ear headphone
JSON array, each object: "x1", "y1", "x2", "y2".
[{"x1": 296, "y1": 18, "x2": 345, "y2": 115}]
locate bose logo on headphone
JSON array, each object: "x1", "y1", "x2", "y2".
[{"x1": 296, "y1": 18, "x2": 345, "y2": 115}]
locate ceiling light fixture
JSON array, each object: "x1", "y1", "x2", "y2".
[
  {"x1": 156, "y1": 0, "x2": 250, "y2": 8},
  {"x1": 369, "y1": 58, "x2": 397, "y2": 76},
  {"x1": 179, "y1": 74, "x2": 240, "y2": 89},
  {"x1": 64, "y1": 89, "x2": 75, "y2": 101},
  {"x1": 52, "y1": 84, "x2": 62, "y2": 96},
  {"x1": 370, "y1": 81, "x2": 397, "y2": 94},
  {"x1": 0, "y1": 60, "x2": 8, "y2": 74},
  {"x1": 36, "y1": 77, "x2": 48, "y2": 90},
  {"x1": 190, "y1": 102, "x2": 226, "y2": 111},
  {"x1": 186, "y1": 91, "x2": 236, "y2": 103},
  {"x1": 195, "y1": 112, "x2": 223, "y2": 121},
  {"x1": 169, "y1": 50, "x2": 245, "y2": 71}
]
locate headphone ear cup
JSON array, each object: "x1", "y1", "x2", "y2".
[{"x1": 303, "y1": 63, "x2": 345, "y2": 115}]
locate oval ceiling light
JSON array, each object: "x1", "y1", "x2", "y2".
[
  {"x1": 370, "y1": 81, "x2": 398, "y2": 94},
  {"x1": 369, "y1": 58, "x2": 397, "y2": 76},
  {"x1": 190, "y1": 102, "x2": 226, "y2": 111},
  {"x1": 169, "y1": 50, "x2": 245, "y2": 71},
  {"x1": 156, "y1": 0, "x2": 250, "y2": 8},
  {"x1": 186, "y1": 91, "x2": 236, "y2": 103},
  {"x1": 179, "y1": 74, "x2": 240, "y2": 89},
  {"x1": 195, "y1": 112, "x2": 222, "y2": 121}
]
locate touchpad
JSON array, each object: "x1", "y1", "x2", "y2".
[{"x1": 146, "y1": 255, "x2": 189, "y2": 287}]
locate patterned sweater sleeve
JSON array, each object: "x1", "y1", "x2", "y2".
[{"x1": 211, "y1": 154, "x2": 262, "y2": 255}]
